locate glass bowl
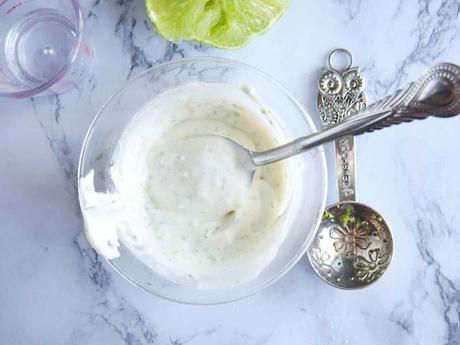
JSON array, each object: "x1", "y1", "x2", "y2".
[{"x1": 78, "y1": 57, "x2": 327, "y2": 304}]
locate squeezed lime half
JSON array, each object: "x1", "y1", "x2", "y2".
[{"x1": 145, "y1": 0, "x2": 290, "y2": 49}]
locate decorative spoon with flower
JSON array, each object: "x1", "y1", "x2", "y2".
[{"x1": 307, "y1": 48, "x2": 394, "y2": 289}]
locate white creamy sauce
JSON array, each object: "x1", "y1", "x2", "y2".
[
  {"x1": 81, "y1": 83, "x2": 292, "y2": 289},
  {"x1": 148, "y1": 136, "x2": 252, "y2": 220}
]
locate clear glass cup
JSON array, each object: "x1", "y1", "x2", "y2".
[
  {"x1": 0, "y1": 0, "x2": 92, "y2": 98},
  {"x1": 78, "y1": 57, "x2": 328, "y2": 304}
]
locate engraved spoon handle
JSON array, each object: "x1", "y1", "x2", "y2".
[{"x1": 252, "y1": 63, "x2": 460, "y2": 166}]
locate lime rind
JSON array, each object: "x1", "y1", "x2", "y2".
[{"x1": 145, "y1": 0, "x2": 290, "y2": 49}]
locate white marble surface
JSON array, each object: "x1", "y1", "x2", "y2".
[{"x1": 1, "y1": 0, "x2": 460, "y2": 344}]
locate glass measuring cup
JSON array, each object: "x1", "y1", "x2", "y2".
[{"x1": 0, "y1": 0, "x2": 92, "y2": 98}]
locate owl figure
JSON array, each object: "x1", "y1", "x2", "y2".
[{"x1": 317, "y1": 67, "x2": 368, "y2": 128}]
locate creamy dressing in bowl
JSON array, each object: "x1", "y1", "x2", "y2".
[{"x1": 81, "y1": 83, "x2": 296, "y2": 289}]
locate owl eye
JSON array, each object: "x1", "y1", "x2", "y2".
[
  {"x1": 319, "y1": 70, "x2": 342, "y2": 95},
  {"x1": 343, "y1": 69, "x2": 364, "y2": 94}
]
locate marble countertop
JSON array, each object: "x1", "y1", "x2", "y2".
[{"x1": 1, "y1": 0, "x2": 460, "y2": 344}]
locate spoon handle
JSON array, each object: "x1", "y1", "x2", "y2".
[{"x1": 252, "y1": 63, "x2": 460, "y2": 166}]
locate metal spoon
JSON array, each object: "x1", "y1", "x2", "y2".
[
  {"x1": 307, "y1": 49, "x2": 393, "y2": 289},
  {"x1": 212, "y1": 62, "x2": 459, "y2": 286},
  {"x1": 224, "y1": 62, "x2": 460, "y2": 179},
  {"x1": 204, "y1": 63, "x2": 458, "y2": 286}
]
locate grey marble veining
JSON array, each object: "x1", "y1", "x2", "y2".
[{"x1": 1, "y1": 1, "x2": 460, "y2": 344}]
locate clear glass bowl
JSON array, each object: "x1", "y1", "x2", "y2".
[{"x1": 78, "y1": 57, "x2": 327, "y2": 304}]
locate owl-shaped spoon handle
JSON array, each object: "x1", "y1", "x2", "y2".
[
  {"x1": 252, "y1": 63, "x2": 460, "y2": 166},
  {"x1": 316, "y1": 48, "x2": 367, "y2": 202}
]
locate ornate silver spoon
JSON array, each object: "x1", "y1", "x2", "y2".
[
  {"x1": 204, "y1": 63, "x2": 459, "y2": 287},
  {"x1": 221, "y1": 62, "x2": 460, "y2": 180},
  {"x1": 194, "y1": 62, "x2": 458, "y2": 287},
  {"x1": 307, "y1": 49, "x2": 393, "y2": 289}
]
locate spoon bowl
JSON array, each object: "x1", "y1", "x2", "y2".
[{"x1": 308, "y1": 201, "x2": 393, "y2": 289}]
